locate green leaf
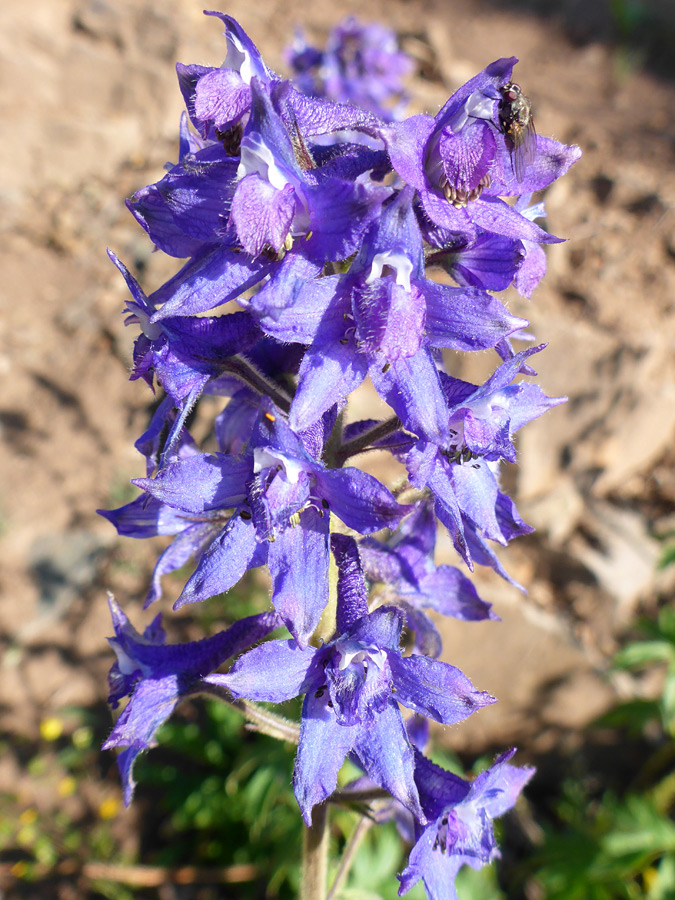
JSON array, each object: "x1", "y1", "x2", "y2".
[
  {"x1": 602, "y1": 795, "x2": 675, "y2": 857},
  {"x1": 658, "y1": 544, "x2": 675, "y2": 571},
  {"x1": 662, "y1": 672, "x2": 675, "y2": 734},
  {"x1": 591, "y1": 699, "x2": 661, "y2": 734},
  {"x1": 612, "y1": 641, "x2": 674, "y2": 670},
  {"x1": 646, "y1": 853, "x2": 675, "y2": 899}
]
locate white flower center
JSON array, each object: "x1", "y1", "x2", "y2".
[
  {"x1": 366, "y1": 251, "x2": 413, "y2": 292},
  {"x1": 125, "y1": 301, "x2": 162, "y2": 341},
  {"x1": 447, "y1": 89, "x2": 496, "y2": 133},
  {"x1": 253, "y1": 448, "x2": 306, "y2": 484},
  {"x1": 237, "y1": 133, "x2": 290, "y2": 190},
  {"x1": 223, "y1": 31, "x2": 254, "y2": 83},
  {"x1": 336, "y1": 640, "x2": 387, "y2": 672}
]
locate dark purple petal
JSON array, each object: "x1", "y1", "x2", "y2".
[
  {"x1": 194, "y1": 68, "x2": 252, "y2": 130},
  {"x1": 496, "y1": 136, "x2": 582, "y2": 196},
  {"x1": 359, "y1": 540, "x2": 405, "y2": 586},
  {"x1": 352, "y1": 701, "x2": 424, "y2": 823},
  {"x1": 251, "y1": 262, "x2": 338, "y2": 344},
  {"x1": 398, "y1": 830, "x2": 463, "y2": 900},
  {"x1": 150, "y1": 246, "x2": 270, "y2": 320},
  {"x1": 263, "y1": 469, "x2": 312, "y2": 531},
  {"x1": 392, "y1": 501, "x2": 437, "y2": 570},
  {"x1": 103, "y1": 674, "x2": 181, "y2": 752},
  {"x1": 369, "y1": 350, "x2": 450, "y2": 446},
  {"x1": 450, "y1": 462, "x2": 504, "y2": 544},
  {"x1": 294, "y1": 691, "x2": 358, "y2": 825},
  {"x1": 144, "y1": 522, "x2": 221, "y2": 607},
  {"x1": 438, "y1": 233, "x2": 524, "y2": 293},
  {"x1": 439, "y1": 122, "x2": 496, "y2": 194},
  {"x1": 435, "y1": 57, "x2": 516, "y2": 128},
  {"x1": 303, "y1": 176, "x2": 391, "y2": 262},
  {"x1": 470, "y1": 196, "x2": 562, "y2": 244},
  {"x1": 126, "y1": 186, "x2": 206, "y2": 258},
  {"x1": 332, "y1": 534, "x2": 369, "y2": 632},
  {"x1": 209, "y1": 638, "x2": 318, "y2": 702},
  {"x1": 471, "y1": 750, "x2": 535, "y2": 818},
  {"x1": 348, "y1": 606, "x2": 403, "y2": 651},
  {"x1": 268, "y1": 507, "x2": 330, "y2": 646},
  {"x1": 290, "y1": 337, "x2": 368, "y2": 431},
  {"x1": 353, "y1": 279, "x2": 424, "y2": 360},
  {"x1": 390, "y1": 654, "x2": 495, "y2": 724},
  {"x1": 153, "y1": 155, "x2": 238, "y2": 242},
  {"x1": 175, "y1": 514, "x2": 265, "y2": 607},
  {"x1": 317, "y1": 467, "x2": 408, "y2": 533},
  {"x1": 395, "y1": 602, "x2": 443, "y2": 658},
  {"x1": 515, "y1": 240, "x2": 546, "y2": 298},
  {"x1": 464, "y1": 524, "x2": 523, "y2": 590},
  {"x1": 230, "y1": 174, "x2": 296, "y2": 256},
  {"x1": 215, "y1": 389, "x2": 260, "y2": 455},
  {"x1": 133, "y1": 454, "x2": 250, "y2": 515},
  {"x1": 278, "y1": 80, "x2": 385, "y2": 136},
  {"x1": 382, "y1": 115, "x2": 436, "y2": 191},
  {"x1": 495, "y1": 490, "x2": 533, "y2": 542},
  {"x1": 479, "y1": 346, "x2": 544, "y2": 398},
  {"x1": 422, "y1": 281, "x2": 527, "y2": 351},
  {"x1": 418, "y1": 188, "x2": 478, "y2": 240},
  {"x1": 417, "y1": 567, "x2": 496, "y2": 622},
  {"x1": 98, "y1": 495, "x2": 190, "y2": 538}
]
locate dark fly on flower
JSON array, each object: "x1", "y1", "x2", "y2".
[{"x1": 498, "y1": 82, "x2": 536, "y2": 182}]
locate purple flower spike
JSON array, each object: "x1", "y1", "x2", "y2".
[{"x1": 102, "y1": 13, "x2": 578, "y2": 889}]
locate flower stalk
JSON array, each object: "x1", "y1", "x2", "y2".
[{"x1": 101, "y1": 12, "x2": 577, "y2": 898}]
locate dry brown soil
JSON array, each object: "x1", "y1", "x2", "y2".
[{"x1": 1, "y1": 0, "x2": 674, "y2": 891}]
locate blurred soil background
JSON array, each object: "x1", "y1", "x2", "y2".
[{"x1": 1, "y1": 0, "x2": 675, "y2": 897}]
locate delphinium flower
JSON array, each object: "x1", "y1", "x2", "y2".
[
  {"x1": 103, "y1": 594, "x2": 280, "y2": 803},
  {"x1": 287, "y1": 17, "x2": 413, "y2": 121},
  {"x1": 206, "y1": 535, "x2": 494, "y2": 823},
  {"x1": 101, "y1": 11, "x2": 578, "y2": 898},
  {"x1": 398, "y1": 750, "x2": 535, "y2": 900}
]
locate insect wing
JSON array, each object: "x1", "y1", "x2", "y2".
[{"x1": 512, "y1": 116, "x2": 537, "y2": 182}]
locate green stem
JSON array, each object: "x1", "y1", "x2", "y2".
[
  {"x1": 327, "y1": 814, "x2": 373, "y2": 900},
  {"x1": 195, "y1": 683, "x2": 299, "y2": 744},
  {"x1": 329, "y1": 787, "x2": 390, "y2": 805},
  {"x1": 301, "y1": 804, "x2": 329, "y2": 900}
]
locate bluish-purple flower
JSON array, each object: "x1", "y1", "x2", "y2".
[
  {"x1": 398, "y1": 749, "x2": 534, "y2": 899},
  {"x1": 103, "y1": 595, "x2": 280, "y2": 804},
  {"x1": 382, "y1": 58, "x2": 580, "y2": 243},
  {"x1": 287, "y1": 17, "x2": 413, "y2": 121},
  {"x1": 131, "y1": 407, "x2": 409, "y2": 645},
  {"x1": 360, "y1": 501, "x2": 496, "y2": 657},
  {"x1": 207, "y1": 535, "x2": 494, "y2": 824}
]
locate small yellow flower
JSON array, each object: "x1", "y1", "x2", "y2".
[
  {"x1": 58, "y1": 776, "x2": 77, "y2": 798},
  {"x1": 18, "y1": 808, "x2": 38, "y2": 826},
  {"x1": 40, "y1": 717, "x2": 63, "y2": 741},
  {"x1": 98, "y1": 797, "x2": 120, "y2": 819}
]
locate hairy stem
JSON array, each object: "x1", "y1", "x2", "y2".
[
  {"x1": 302, "y1": 804, "x2": 329, "y2": 900},
  {"x1": 335, "y1": 415, "x2": 403, "y2": 465},
  {"x1": 327, "y1": 814, "x2": 374, "y2": 900},
  {"x1": 195, "y1": 682, "x2": 300, "y2": 744},
  {"x1": 220, "y1": 355, "x2": 293, "y2": 413},
  {"x1": 329, "y1": 787, "x2": 390, "y2": 805}
]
